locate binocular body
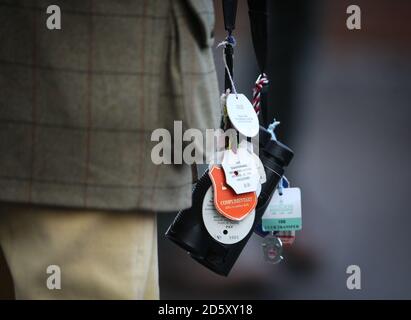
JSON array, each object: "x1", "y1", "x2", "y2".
[{"x1": 166, "y1": 126, "x2": 293, "y2": 276}]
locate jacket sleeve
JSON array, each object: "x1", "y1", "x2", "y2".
[{"x1": 184, "y1": 0, "x2": 216, "y2": 48}]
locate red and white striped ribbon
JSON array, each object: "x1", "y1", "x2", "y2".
[{"x1": 252, "y1": 73, "x2": 269, "y2": 114}]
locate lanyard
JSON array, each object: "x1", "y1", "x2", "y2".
[
  {"x1": 221, "y1": 0, "x2": 270, "y2": 126},
  {"x1": 222, "y1": 0, "x2": 238, "y2": 92}
]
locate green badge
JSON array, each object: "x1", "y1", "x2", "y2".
[{"x1": 262, "y1": 188, "x2": 302, "y2": 232}]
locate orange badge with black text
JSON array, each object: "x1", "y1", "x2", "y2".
[{"x1": 208, "y1": 165, "x2": 257, "y2": 221}]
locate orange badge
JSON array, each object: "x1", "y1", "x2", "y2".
[{"x1": 208, "y1": 165, "x2": 257, "y2": 221}]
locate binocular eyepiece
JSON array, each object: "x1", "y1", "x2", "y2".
[{"x1": 166, "y1": 126, "x2": 293, "y2": 276}]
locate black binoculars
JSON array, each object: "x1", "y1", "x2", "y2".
[{"x1": 166, "y1": 126, "x2": 293, "y2": 276}]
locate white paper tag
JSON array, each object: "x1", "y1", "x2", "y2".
[
  {"x1": 262, "y1": 187, "x2": 302, "y2": 232},
  {"x1": 226, "y1": 93, "x2": 259, "y2": 138},
  {"x1": 252, "y1": 152, "x2": 266, "y2": 184},
  {"x1": 221, "y1": 148, "x2": 259, "y2": 194},
  {"x1": 238, "y1": 139, "x2": 266, "y2": 184},
  {"x1": 256, "y1": 181, "x2": 262, "y2": 197},
  {"x1": 202, "y1": 187, "x2": 255, "y2": 244}
]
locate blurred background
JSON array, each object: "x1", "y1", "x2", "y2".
[{"x1": 158, "y1": 0, "x2": 411, "y2": 299}]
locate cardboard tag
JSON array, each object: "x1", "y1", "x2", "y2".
[
  {"x1": 262, "y1": 187, "x2": 302, "y2": 231},
  {"x1": 226, "y1": 94, "x2": 259, "y2": 137},
  {"x1": 208, "y1": 165, "x2": 257, "y2": 221},
  {"x1": 202, "y1": 186, "x2": 255, "y2": 244},
  {"x1": 238, "y1": 139, "x2": 266, "y2": 184},
  {"x1": 221, "y1": 148, "x2": 259, "y2": 194},
  {"x1": 252, "y1": 152, "x2": 266, "y2": 184}
]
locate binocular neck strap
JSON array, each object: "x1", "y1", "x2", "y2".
[
  {"x1": 222, "y1": 0, "x2": 238, "y2": 92},
  {"x1": 247, "y1": 0, "x2": 268, "y2": 74},
  {"x1": 248, "y1": 0, "x2": 270, "y2": 127}
]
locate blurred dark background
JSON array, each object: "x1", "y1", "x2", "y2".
[{"x1": 158, "y1": 0, "x2": 411, "y2": 299}]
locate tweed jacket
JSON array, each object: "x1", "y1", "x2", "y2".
[{"x1": 0, "y1": 0, "x2": 220, "y2": 211}]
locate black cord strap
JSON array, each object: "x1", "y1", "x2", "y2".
[
  {"x1": 248, "y1": 0, "x2": 268, "y2": 73},
  {"x1": 248, "y1": 0, "x2": 270, "y2": 126},
  {"x1": 222, "y1": 0, "x2": 238, "y2": 92}
]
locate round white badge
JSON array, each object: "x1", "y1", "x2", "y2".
[
  {"x1": 202, "y1": 186, "x2": 255, "y2": 245},
  {"x1": 226, "y1": 93, "x2": 259, "y2": 138}
]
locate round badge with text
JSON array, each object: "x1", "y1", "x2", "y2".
[{"x1": 202, "y1": 186, "x2": 256, "y2": 245}]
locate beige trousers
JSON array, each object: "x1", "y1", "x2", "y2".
[{"x1": 0, "y1": 203, "x2": 159, "y2": 300}]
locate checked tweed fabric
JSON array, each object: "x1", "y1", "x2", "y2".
[{"x1": 0, "y1": 0, "x2": 220, "y2": 212}]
